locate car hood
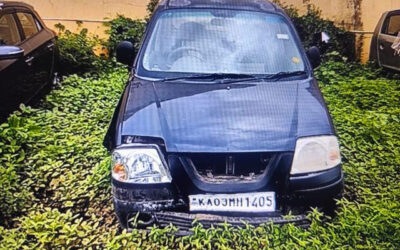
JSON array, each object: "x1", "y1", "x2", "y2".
[{"x1": 120, "y1": 78, "x2": 334, "y2": 153}]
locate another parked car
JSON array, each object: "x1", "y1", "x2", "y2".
[
  {"x1": 0, "y1": 1, "x2": 58, "y2": 120},
  {"x1": 105, "y1": 0, "x2": 343, "y2": 231},
  {"x1": 370, "y1": 9, "x2": 400, "y2": 71}
]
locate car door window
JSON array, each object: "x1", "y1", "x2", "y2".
[
  {"x1": 0, "y1": 14, "x2": 21, "y2": 45},
  {"x1": 16, "y1": 12, "x2": 41, "y2": 39},
  {"x1": 383, "y1": 14, "x2": 400, "y2": 36}
]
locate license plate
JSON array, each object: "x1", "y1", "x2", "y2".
[{"x1": 189, "y1": 192, "x2": 276, "y2": 212}]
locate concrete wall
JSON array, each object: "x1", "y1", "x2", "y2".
[
  {"x1": 18, "y1": 0, "x2": 148, "y2": 37},
  {"x1": 15, "y1": 0, "x2": 400, "y2": 62},
  {"x1": 279, "y1": 0, "x2": 400, "y2": 61}
]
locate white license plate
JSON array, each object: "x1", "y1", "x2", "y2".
[{"x1": 189, "y1": 192, "x2": 276, "y2": 212}]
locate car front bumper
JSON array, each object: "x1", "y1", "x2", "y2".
[
  {"x1": 289, "y1": 166, "x2": 344, "y2": 198},
  {"x1": 113, "y1": 165, "x2": 343, "y2": 230}
]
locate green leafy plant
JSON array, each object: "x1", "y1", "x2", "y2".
[
  {"x1": 274, "y1": 1, "x2": 356, "y2": 60},
  {"x1": 147, "y1": 0, "x2": 160, "y2": 17},
  {"x1": 55, "y1": 23, "x2": 107, "y2": 75},
  {"x1": 292, "y1": 5, "x2": 356, "y2": 60},
  {"x1": 104, "y1": 15, "x2": 146, "y2": 58}
]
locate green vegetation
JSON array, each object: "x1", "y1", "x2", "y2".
[
  {"x1": 54, "y1": 23, "x2": 107, "y2": 76},
  {"x1": 104, "y1": 16, "x2": 146, "y2": 58},
  {"x1": 54, "y1": 16, "x2": 145, "y2": 77},
  {"x1": 147, "y1": 0, "x2": 160, "y2": 16},
  {"x1": 274, "y1": 1, "x2": 356, "y2": 60},
  {"x1": 0, "y1": 68, "x2": 125, "y2": 229},
  {"x1": 0, "y1": 60, "x2": 399, "y2": 248}
]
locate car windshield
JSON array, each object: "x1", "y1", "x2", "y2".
[{"x1": 142, "y1": 9, "x2": 305, "y2": 76}]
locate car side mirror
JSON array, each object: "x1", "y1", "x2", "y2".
[
  {"x1": 116, "y1": 41, "x2": 135, "y2": 66},
  {"x1": 306, "y1": 46, "x2": 321, "y2": 69},
  {"x1": 0, "y1": 46, "x2": 24, "y2": 60}
]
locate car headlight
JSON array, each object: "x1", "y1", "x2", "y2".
[
  {"x1": 111, "y1": 145, "x2": 172, "y2": 184},
  {"x1": 291, "y1": 136, "x2": 341, "y2": 175}
]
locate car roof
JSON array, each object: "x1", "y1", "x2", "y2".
[
  {"x1": 158, "y1": 0, "x2": 279, "y2": 13},
  {"x1": 0, "y1": 1, "x2": 34, "y2": 10}
]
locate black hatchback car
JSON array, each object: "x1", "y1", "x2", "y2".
[
  {"x1": 105, "y1": 0, "x2": 343, "y2": 230},
  {"x1": 0, "y1": 1, "x2": 57, "y2": 120}
]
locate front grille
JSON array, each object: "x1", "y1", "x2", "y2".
[{"x1": 184, "y1": 153, "x2": 275, "y2": 182}]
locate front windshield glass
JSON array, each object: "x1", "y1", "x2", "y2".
[{"x1": 142, "y1": 9, "x2": 305, "y2": 75}]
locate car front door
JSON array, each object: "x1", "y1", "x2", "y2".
[
  {"x1": 0, "y1": 9, "x2": 25, "y2": 119},
  {"x1": 14, "y1": 10, "x2": 55, "y2": 103},
  {"x1": 377, "y1": 10, "x2": 400, "y2": 71}
]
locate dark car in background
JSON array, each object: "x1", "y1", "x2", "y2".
[
  {"x1": 0, "y1": 1, "x2": 58, "y2": 120},
  {"x1": 105, "y1": 0, "x2": 343, "y2": 231},
  {"x1": 370, "y1": 9, "x2": 400, "y2": 72}
]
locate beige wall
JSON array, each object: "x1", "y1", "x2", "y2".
[
  {"x1": 17, "y1": 0, "x2": 149, "y2": 37},
  {"x1": 14, "y1": 0, "x2": 400, "y2": 62},
  {"x1": 280, "y1": 0, "x2": 400, "y2": 61}
]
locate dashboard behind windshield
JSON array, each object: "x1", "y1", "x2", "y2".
[{"x1": 141, "y1": 9, "x2": 305, "y2": 76}]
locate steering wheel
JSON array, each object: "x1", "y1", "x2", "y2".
[{"x1": 167, "y1": 47, "x2": 205, "y2": 69}]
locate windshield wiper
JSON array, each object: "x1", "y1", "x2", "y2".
[
  {"x1": 270, "y1": 71, "x2": 308, "y2": 81},
  {"x1": 223, "y1": 71, "x2": 308, "y2": 84},
  {"x1": 156, "y1": 73, "x2": 258, "y2": 83},
  {"x1": 154, "y1": 71, "x2": 307, "y2": 83}
]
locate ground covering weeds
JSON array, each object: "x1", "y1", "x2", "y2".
[{"x1": 0, "y1": 61, "x2": 399, "y2": 248}]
